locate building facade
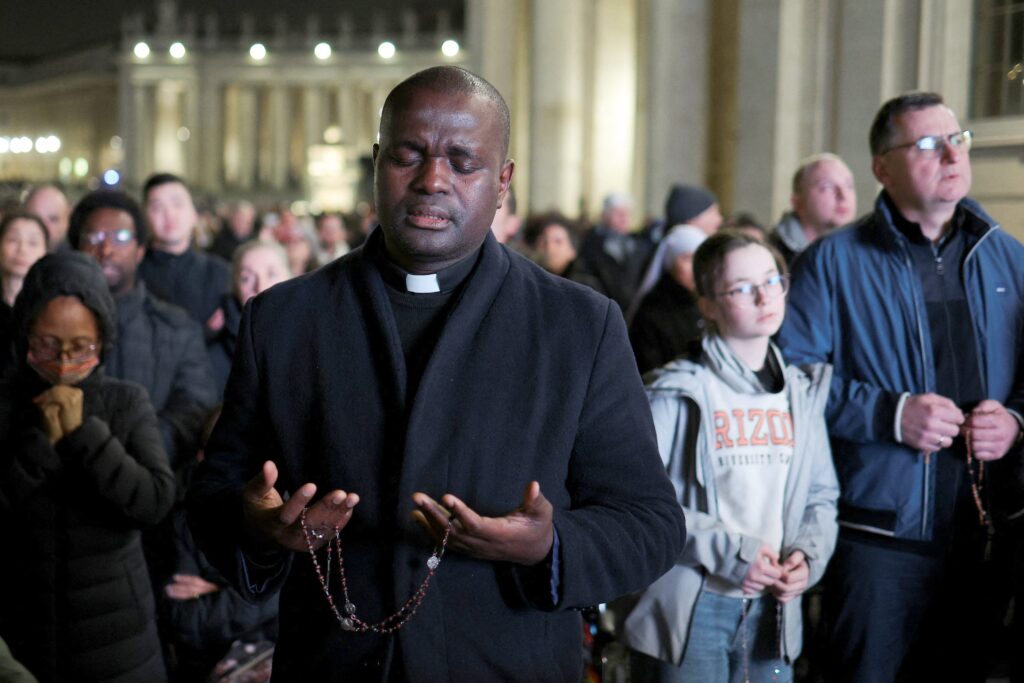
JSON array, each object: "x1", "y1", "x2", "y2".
[{"x1": 0, "y1": 0, "x2": 1021, "y2": 237}]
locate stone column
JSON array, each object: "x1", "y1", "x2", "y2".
[
  {"x1": 197, "y1": 74, "x2": 223, "y2": 191},
  {"x1": 153, "y1": 80, "x2": 185, "y2": 175},
  {"x1": 117, "y1": 63, "x2": 137, "y2": 187},
  {"x1": 134, "y1": 83, "x2": 155, "y2": 182},
  {"x1": 267, "y1": 86, "x2": 289, "y2": 190},
  {"x1": 586, "y1": 0, "x2": 638, "y2": 217},
  {"x1": 639, "y1": 0, "x2": 712, "y2": 218},
  {"x1": 236, "y1": 85, "x2": 259, "y2": 190},
  {"x1": 528, "y1": 0, "x2": 586, "y2": 214}
]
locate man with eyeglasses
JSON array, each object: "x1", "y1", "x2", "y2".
[
  {"x1": 779, "y1": 92, "x2": 1024, "y2": 681},
  {"x1": 70, "y1": 190, "x2": 217, "y2": 473}
]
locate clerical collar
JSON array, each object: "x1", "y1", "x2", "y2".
[{"x1": 376, "y1": 245, "x2": 481, "y2": 294}]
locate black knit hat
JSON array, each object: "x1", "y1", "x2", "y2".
[
  {"x1": 665, "y1": 184, "x2": 718, "y2": 227},
  {"x1": 10, "y1": 252, "x2": 116, "y2": 366}
]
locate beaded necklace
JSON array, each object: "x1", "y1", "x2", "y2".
[{"x1": 300, "y1": 507, "x2": 452, "y2": 633}]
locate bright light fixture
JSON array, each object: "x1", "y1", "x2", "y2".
[
  {"x1": 314, "y1": 42, "x2": 332, "y2": 60},
  {"x1": 441, "y1": 40, "x2": 460, "y2": 57},
  {"x1": 250, "y1": 43, "x2": 267, "y2": 60},
  {"x1": 134, "y1": 42, "x2": 151, "y2": 59},
  {"x1": 169, "y1": 42, "x2": 186, "y2": 59},
  {"x1": 377, "y1": 41, "x2": 396, "y2": 59}
]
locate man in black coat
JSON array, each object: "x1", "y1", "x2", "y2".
[
  {"x1": 69, "y1": 190, "x2": 217, "y2": 471},
  {"x1": 189, "y1": 66, "x2": 685, "y2": 682},
  {"x1": 138, "y1": 173, "x2": 230, "y2": 341}
]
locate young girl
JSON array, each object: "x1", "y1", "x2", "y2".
[{"x1": 616, "y1": 230, "x2": 839, "y2": 682}]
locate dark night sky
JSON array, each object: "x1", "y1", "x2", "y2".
[{"x1": 0, "y1": 1, "x2": 464, "y2": 63}]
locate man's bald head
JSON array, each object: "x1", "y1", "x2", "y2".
[{"x1": 380, "y1": 66, "x2": 511, "y2": 159}]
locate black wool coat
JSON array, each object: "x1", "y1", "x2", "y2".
[
  {"x1": 0, "y1": 369, "x2": 176, "y2": 683},
  {"x1": 629, "y1": 274, "x2": 705, "y2": 375},
  {"x1": 189, "y1": 231, "x2": 686, "y2": 682}
]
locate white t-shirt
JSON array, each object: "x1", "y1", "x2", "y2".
[{"x1": 702, "y1": 377, "x2": 794, "y2": 597}]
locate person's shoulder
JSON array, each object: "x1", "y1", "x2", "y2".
[
  {"x1": 506, "y1": 247, "x2": 613, "y2": 313},
  {"x1": 92, "y1": 373, "x2": 155, "y2": 411},
  {"x1": 797, "y1": 213, "x2": 878, "y2": 269},
  {"x1": 783, "y1": 358, "x2": 832, "y2": 399},
  {"x1": 249, "y1": 250, "x2": 359, "y2": 314},
  {"x1": 142, "y1": 288, "x2": 201, "y2": 330},
  {"x1": 644, "y1": 352, "x2": 707, "y2": 395},
  {"x1": 195, "y1": 249, "x2": 231, "y2": 278}
]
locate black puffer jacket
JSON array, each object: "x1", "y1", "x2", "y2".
[
  {"x1": 0, "y1": 253, "x2": 176, "y2": 682},
  {"x1": 105, "y1": 282, "x2": 217, "y2": 469}
]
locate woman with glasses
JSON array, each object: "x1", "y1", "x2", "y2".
[
  {"x1": 614, "y1": 230, "x2": 839, "y2": 683},
  {"x1": 0, "y1": 252, "x2": 175, "y2": 682}
]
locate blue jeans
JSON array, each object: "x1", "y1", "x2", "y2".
[{"x1": 630, "y1": 591, "x2": 792, "y2": 683}]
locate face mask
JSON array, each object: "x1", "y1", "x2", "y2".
[{"x1": 26, "y1": 350, "x2": 100, "y2": 386}]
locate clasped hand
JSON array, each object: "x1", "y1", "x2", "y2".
[
  {"x1": 33, "y1": 385, "x2": 84, "y2": 444},
  {"x1": 743, "y1": 545, "x2": 808, "y2": 603},
  {"x1": 901, "y1": 394, "x2": 1019, "y2": 461}
]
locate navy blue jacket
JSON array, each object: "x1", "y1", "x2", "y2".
[{"x1": 779, "y1": 193, "x2": 1024, "y2": 540}]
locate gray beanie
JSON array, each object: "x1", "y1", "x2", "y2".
[{"x1": 665, "y1": 184, "x2": 717, "y2": 226}]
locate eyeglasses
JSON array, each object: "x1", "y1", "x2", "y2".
[
  {"x1": 28, "y1": 335, "x2": 101, "y2": 362},
  {"x1": 81, "y1": 228, "x2": 135, "y2": 248},
  {"x1": 882, "y1": 130, "x2": 973, "y2": 155},
  {"x1": 718, "y1": 274, "x2": 789, "y2": 307}
]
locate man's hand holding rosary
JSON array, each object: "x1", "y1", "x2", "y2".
[
  {"x1": 411, "y1": 480, "x2": 556, "y2": 566},
  {"x1": 241, "y1": 460, "x2": 360, "y2": 554}
]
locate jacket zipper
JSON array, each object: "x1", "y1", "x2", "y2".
[{"x1": 899, "y1": 245, "x2": 932, "y2": 539}]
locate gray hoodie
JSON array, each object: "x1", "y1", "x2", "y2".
[{"x1": 614, "y1": 334, "x2": 838, "y2": 665}]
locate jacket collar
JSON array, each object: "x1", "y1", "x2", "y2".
[
  {"x1": 650, "y1": 334, "x2": 787, "y2": 396},
  {"x1": 114, "y1": 281, "x2": 147, "y2": 321},
  {"x1": 772, "y1": 211, "x2": 809, "y2": 253},
  {"x1": 871, "y1": 190, "x2": 998, "y2": 249}
]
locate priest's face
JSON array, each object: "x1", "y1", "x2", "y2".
[{"x1": 373, "y1": 87, "x2": 514, "y2": 274}]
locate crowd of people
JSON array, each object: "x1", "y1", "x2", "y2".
[{"x1": 0, "y1": 64, "x2": 1021, "y2": 683}]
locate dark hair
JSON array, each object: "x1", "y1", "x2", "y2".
[
  {"x1": 719, "y1": 212, "x2": 767, "y2": 235},
  {"x1": 142, "y1": 172, "x2": 191, "y2": 203},
  {"x1": 693, "y1": 229, "x2": 785, "y2": 299},
  {"x1": 68, "y1": 190, "x2": 148, "y2": 248},
  {"x1": 0, "y1": 210, "x2": 49, "y2": 248},
  {"x1": 523, "y1": 211, "x2": 578, "y2": 249},
  {"x1": 869, "y1": 92, "x2": 945, "y2": 155},
  {"x1": 381, "y1": 66, "x2": 511, "y2": 159}
]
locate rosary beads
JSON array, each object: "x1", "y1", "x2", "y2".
[{"x1": 300, "y1": 507, "x2": 451, "y2": 633}]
